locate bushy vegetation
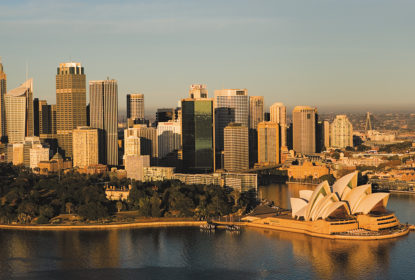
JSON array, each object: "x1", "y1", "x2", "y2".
[{"x1": 0, "y1": 163, "x2": 256, "y2": 224}]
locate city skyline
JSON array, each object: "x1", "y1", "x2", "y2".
[{"x1": 1, "y1": 0, "x2": 415, "y2": 114}]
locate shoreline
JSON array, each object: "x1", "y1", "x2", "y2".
[
  {"x1": 243, "y1": 222, "x2": 410, "y2": 240},
  {"x1": 0, "y1": 220, "x2": 204, "y2": 231},
  {"x1": 0, "y1": 220, "x2": 410, "y2": 240}
]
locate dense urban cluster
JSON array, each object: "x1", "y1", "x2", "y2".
[{"x1": 0, "y1": 59, "x2": 415, "y2": 226}]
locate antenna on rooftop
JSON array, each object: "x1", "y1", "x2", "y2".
[{"x1": 26, "y1": 61, "x2": 28, "y2": 81}]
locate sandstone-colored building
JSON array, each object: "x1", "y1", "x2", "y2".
[{"x1": 287, "y1": 161, "x2": 329, "y2": 179}]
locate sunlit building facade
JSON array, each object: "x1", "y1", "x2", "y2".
[
  {"x1": 56, "y1": 62, "x2": 87, "y2": 158},
  {"x1": 5, "y1": 79, "x2": 34, "y2": 144}
]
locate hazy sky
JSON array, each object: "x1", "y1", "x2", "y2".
[{"x1": 1, "y1": 0, "x2": 414, "y2": 115}]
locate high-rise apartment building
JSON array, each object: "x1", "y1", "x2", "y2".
[
  {"x1": 56, "y1": 62, "x2": 86, "y2": 158},
  {"x1": 0, "y1": 58, "x2": 6, "y2": 139},
  {"x1": 330, "y1": 115, "x2": 353, "y2": 148},
  {"x1": 89, "y1": 79, "x2": 118, "y2": 166},
  {"x1": 181, "y1": 98, "x2": 214, "y2": 172},
  {"x1": 223, "y1": 123, "x2": 249, "y2": 172},
  {"x1": 214, "y1": 89, "x2": 249, "y2": 168},
  {"x1": 270, "y1": 102, "x2": 287, "y2": 147},
  {"x1": 5, "y1": 79, "x2": 34, "y2": 144},
  {"x1": 124, "y1": 125, "x2": 157, "y2": 165},
  {"x1": 157, "y1": 121, "x2": 181, "y2": 159},
  {"x1": 257, "y1": 122, "x2": 280, "y2": 165},
  {"x1": 189, "y1": 84, "x2": 208, "y2": 99},
  {"x1": 292, "y1": 106, "x2": 317, "y2": 155},
  {"x1": 127, "y1": 93, "x2": 144, "y2": 126},
  {"x1": 72, "y1": 126, "x2": 99, "y2": 168}
]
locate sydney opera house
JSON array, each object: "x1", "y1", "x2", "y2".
[{"x1": 245, "y1": 172, "x2": 409, "y2": 239}]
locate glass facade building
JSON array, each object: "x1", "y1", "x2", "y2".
[{"x1": 181, "y1": 98, "x2": 214, "y2": 172}]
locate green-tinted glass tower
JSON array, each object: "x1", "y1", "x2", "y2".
[{"x1": 181, "y1": 98, "x2": 214, "y2": 172}]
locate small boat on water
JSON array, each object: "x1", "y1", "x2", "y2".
[
  {"x1": 200, "y1": 223, "x2": 216, "y2": 230},
  {"x1": 226, "y1": 225, "x2": 241, "y2": 232}
]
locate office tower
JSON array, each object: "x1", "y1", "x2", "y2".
[
  {"x1": 223, "y1": 123, "x2": 249, "y2": 172},
  {"x1": 124, "y1": 135, "x2": 141, "y2": 157},
  {"x1": 89, "y1": 79, "x2": 118, "y2": 166},
  {"x1": 156, "y1": 108, "x2": 175, "y2": 123},
  {"x1": 249, "y1": 96, "x2": 264, "y2": 129},
  {"x1": 33, "y1": 98, "x2": 39, "y2": 136},
  {"x1": 323, "y1": 120, "x2": 330, "y2": 149},
  {"x1": 189, "y1": 84, "x2": 208, "y2": 99},
  {"x1": 257, "y1": 122, "x2": 280, "y2": 165},
  {"x1": 125, "y1": 154, "x2": 150, "y2": 181},
  {"x1": 181, "y1": 98, "x2": 214, "y2": 172},
  {"x1": 330, "y1": 115, "x2": 353, "y2": 148},
  {"x1": 157, "y1": 121, "x2": 181, "y2": 159},
  {"x1": 72, "y1": 126, "x2": 99, "y2": 168},
  {"x1": 0, "y1": 58, "x2": 6, "y2": 139},
  {"x1": 264, "y1": 112, "x2": 270, "y2": 122},
  {"x1": 249, "y1": 96, "x2": 264, "y2": 167},
  {"x1": 270, "y1": 102, "x2": 287, "y2": 147},
  {"x1": 33, "y1": 99, "x2": 48, "y2": 136},
  {"x1": 214, "y1": 89, "x2": 249, "y2": 168},
  {"x1": 56, "y1": 62, "x2": 86, "y2": 158},
  {"x1": 316, "y1": 120, "x2": 324, "y2": 153},
  {"x1": 124, "y1": 125, "x2": 157, "y2": 165},
  {"x1": 292, "y1": 106, "x2": 316, "y2": 155},
  {"x1": 86, "y1": 103, "x2": 90, "y2": 127},
  {"x1": 30, "y1": 143, "x2": 50, "y2": 169},
  {"x1": 5, "y1": 79, "x2": 34, "y2": 144},
  {"x1": 127, "y1": 93, "x2": 144, "y2": 126}
]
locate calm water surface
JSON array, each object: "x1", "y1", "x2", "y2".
[{"x1": 1, "y1": 183, "x2": 415, "y2": 280}]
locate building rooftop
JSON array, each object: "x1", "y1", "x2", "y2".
[{"x1": 6, "y1": 78, "x2": 32, "y2": 97}]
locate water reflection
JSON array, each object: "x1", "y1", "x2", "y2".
[
  {"x1": 249, "y1": 227, "x2": 396, "y2": 280},
  {"x1": 0, "y1": 183, "x2": 414, "y2": 279},
  {"x1": 258, "y1": 183, "x2": 315, "y2": 209}
]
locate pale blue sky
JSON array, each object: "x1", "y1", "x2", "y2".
[{"x1": 1, "y1": 0, "x2": 414, "y2": 115}]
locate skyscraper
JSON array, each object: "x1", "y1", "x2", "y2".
[
  {"x1": 72, "y1": 126, "x2": 99, "y2": 168},
  {"x1": 181, "y1": 98, "x2": 214, "y2": 172},
  {"x1": 249, "y1": 96, "x2": 264, "y2": 130},
  {"x1": 270, "y1": 102, "x2": 287, "y2": 147},
  {"x1": 124, "y1": 125, "x2": 158, "y2": 165},
  {"x1": 292, "y1": 106, "x2": 317, "y2": 155},
  {"x1": 89, "y1": 79, "x2": 118, "y2": 166},
  {"x1": 56, "y1": 62, "x2": 86, "y2": 158},
  {"x1": 0, "y1": 58, "x2": 6, "y2": 140},
  {"x1": 127, "y1": 93, "x2": 144, "y2": 126},
  {"x1": 223, "y1": 123, "x2": 249, "y2": 172},
  {"x1": 5, "y1": 79, "x2": 34, "y2": 144},
  {"x1": 214, "y1": 89, "x2": 249, "y2": 168},
  {"x1": 157, "y1": 121, "x2": 181, "y2": 159},
  {"x1": 249, "y1": 96, "x2": 264, "y2": 166},
  {"x1": 257, "y1": 122, "x2": 280, "y2": 165},
  {"x1": 330, "y1": 115, "x2": 353, "y2": 148},
  {"x1": 189, "y1": 84, "x2": 208, "y2": 99},
  {"x1": 323, "y1": 120, "x2": 330, "y2": 150}
]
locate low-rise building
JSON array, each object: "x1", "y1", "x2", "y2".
[
  {"x1": 143, "y1": 166, "x2": 175, "y2": 182},
  {"x1": 287, "y1": 161, "x2": 330, "y2": 179}
]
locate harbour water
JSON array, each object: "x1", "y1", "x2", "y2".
[{"x1": 1, "y1": 183, "x2": 415, "y2": 280}]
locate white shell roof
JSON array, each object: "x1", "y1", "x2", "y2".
[{"x1": 332, "y1": 171, "x2": 358, "y2": 199}]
